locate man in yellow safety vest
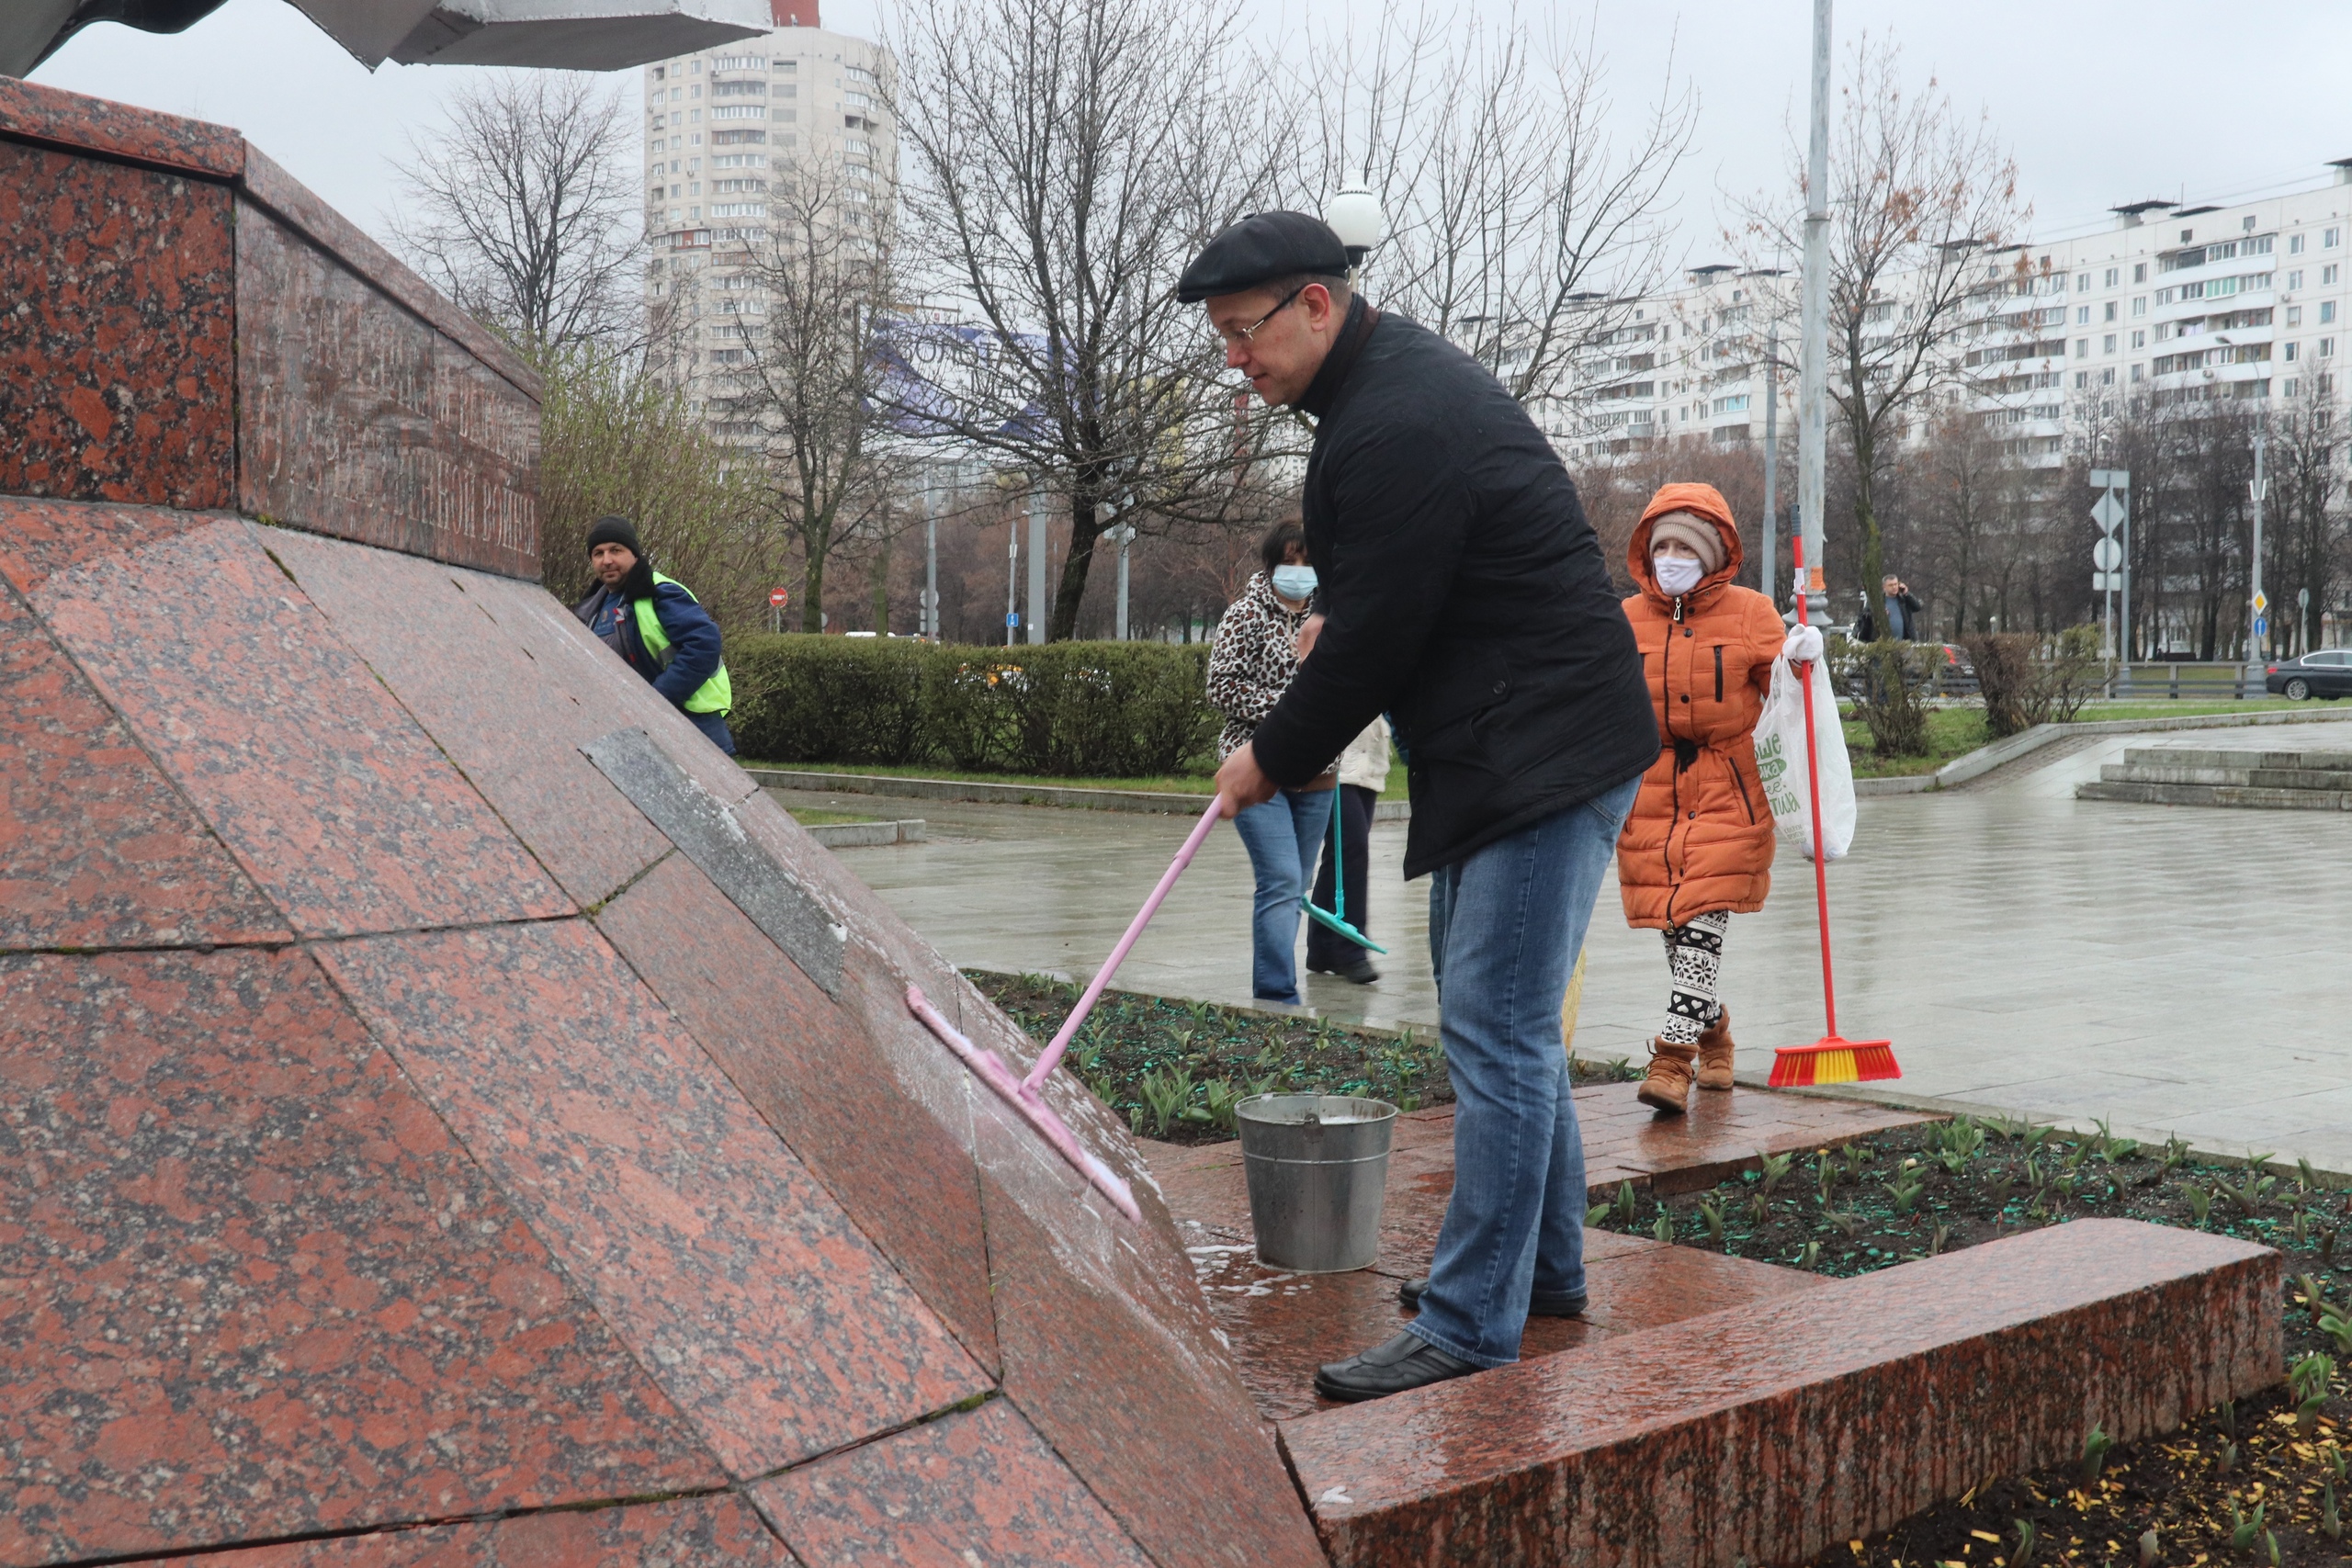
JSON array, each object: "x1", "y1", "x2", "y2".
[{"x1": 572, "y1": 514, "x2": 736, "y2": 754}]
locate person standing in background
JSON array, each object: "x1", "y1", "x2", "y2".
[
  {"x1": 1614, "y1": 483, "x2": 1819, "y2": 1115},
  {"x1": 1306, "y1": 716, "x2": 1390, "y2": 985},
  {"x1": 1206, "y1": 519, "x2": 1335, "y2": 1005},
  {"x1": 572, "y1": 514, "x2": 738, "y2": 756},
  {"x1": 1854, "y1": 574, "x2": 1925, "y2": 642}
]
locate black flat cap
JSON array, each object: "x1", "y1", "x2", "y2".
[{"x1": 1175, "y1": 211, "x2": 1351, "y2": 303}]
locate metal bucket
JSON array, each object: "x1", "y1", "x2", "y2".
[{"x1": 1235, "y1": 1093, "x2": 1397, "y2": 1273}]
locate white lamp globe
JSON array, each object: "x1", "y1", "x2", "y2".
[{"x1": 1323, "y1": 178, "x2": 1386, "y2": 265}]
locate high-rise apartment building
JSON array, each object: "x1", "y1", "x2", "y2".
[
  {"x1": 640, "y1": 0, "x2": 896, "y2": 427},
  {"x1": 1552, "y1": 158, "x2": 2352, "y2": 472}
]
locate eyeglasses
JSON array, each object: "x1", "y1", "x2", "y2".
[{"x1": 1215, "y1": 283, "x2": 1307, "y2": 347}]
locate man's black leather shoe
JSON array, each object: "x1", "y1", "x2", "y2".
[
  {"x1": 1313, "y1": 1330, "x2": 1478, "y2": 1403},
  {"x1": 1397, "y1": 1276, "x2": 1588, "y2": 1317},
  {"x1": 1332, "y1": 957, "x2": 1381, "y2": 985}
]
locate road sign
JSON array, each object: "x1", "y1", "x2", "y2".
[
  {"x1": 2094, "y1": 570, "x2": 2121, "y2": 592},
  {"x1": 2089, "y1": 468, "x2": 2131, "y2": 491},
  {"x1": 2093, "y1": 537, "x2": 2122, "y2": 571},
  {"x1": 2256, "y1": 615, "x2": 2268, "y2": 637},
  {"x1": 769, "y1": 588, "x2": 788, "y2": 607},
  {"x1": 2091, "y1": 492, "x2": 2125, "y2": 535},
  {"x1": 2253, "y1": 590, "x2": 2268, "y2": 614},
  {"x1": 1006, "y1": 612, "x2": 1020, "y2": 628}
]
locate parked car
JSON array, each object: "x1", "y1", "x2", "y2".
[{"x1": 2265, "y1": 650, "x2": 2352, "y2": 700}]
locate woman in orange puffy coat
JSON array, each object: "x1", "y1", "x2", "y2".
[{"x1": 1616, "y1": 483, "x2": 1819, "y2": 1114}]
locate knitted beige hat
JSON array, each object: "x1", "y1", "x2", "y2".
[{"x1": 1647, "y1": 513, "x2": 1726, "y2": 576}]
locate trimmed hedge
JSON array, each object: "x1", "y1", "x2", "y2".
[{"x1": 727, "y1": 636, "x2": 1217, "y2": 777}]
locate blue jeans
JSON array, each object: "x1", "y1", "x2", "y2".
[
  {"x1": 1231, "y1": 787, "x2": 1331, "y2": 1003},
  {"x1": 1407, "y1": 775, "x2": 1641, "y2": 1368}
]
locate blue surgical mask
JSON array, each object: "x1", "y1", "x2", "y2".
[
  {"x1": 1654, "y1": 554, "x2": 1705, "y2": 596},
  {"x1": 1271, "y1": 565, "x2": 1318, "y2": 601}
]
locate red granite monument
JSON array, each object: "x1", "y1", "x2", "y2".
[{"x1": 0, "y1": 77, "x2": 1321, "y2": 1568}]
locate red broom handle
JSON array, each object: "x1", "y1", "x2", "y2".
[{"x1": 1791, "y1": 536, "x2": 1838, "y2": 1038}]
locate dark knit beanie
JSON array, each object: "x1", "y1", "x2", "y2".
[{"x1": 586, "y1": 514, "x2": 643, "y2": 557}]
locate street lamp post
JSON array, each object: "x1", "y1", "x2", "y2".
[
  {"x1": 2247, "y1": 412, "x2": 2270, "y2": 689},
  {"x1": 1761, "y1": 321, "x2": 1781, "y2": 612},
  {"x1": 922, "y1": 475, "x2": 939, "y2": 640},
  {"x1": 1027, "y1": 485, "x2": 1048, "y2": 646},
  {"x1": 1111, "y1": 521, "x2": 1136, "y2": 640},
  {"x1": 1796, "y1": 0, "x2": 1834, "y2": 623}
]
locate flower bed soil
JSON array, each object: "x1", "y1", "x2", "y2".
[
  {"x1": 1582, "y1": 1112, "x2": 2352, "y2": 1566},
  {"x1": 968, "y1": 971, "x2": 1634, "y2": 1145}
]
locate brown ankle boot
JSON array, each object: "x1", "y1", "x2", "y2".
[
  {"x1": 1696, "y1": 1007, "x2": 1735, "y2": 1091},
  {"x1": 1636, "y1": 1038, "x2": 1697, "y2": 1115}
]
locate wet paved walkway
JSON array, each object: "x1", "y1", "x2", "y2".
[{"x1": 789, "y1": 717, "x2": 2352, "y2": 1168}]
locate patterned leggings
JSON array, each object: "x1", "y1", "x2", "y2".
[{"x1": 1659, "y1": 909, "x2": 1730, "y2": 1045}]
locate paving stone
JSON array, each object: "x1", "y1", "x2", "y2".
[
  {"x1": 0, "y1": 141, "x2": 235, "y2": 511},
  {"x1": 234, "y1": 204, "x2": 538, "y2": 580},
  {"x1": 1281, "y1": 1219, "x2": 2281, "y2": 1568},
  {"x1": 263, "y1": 529, "x2": 667, "y2": 907},
  {"x1": 436, "y1": 567, "x2": 760, "y2": 810},
  {"x1": 753, "y1": 1397, "x2": 1154, "y2": 1567},
  {"x1": 0, "y1": 948, "x2": 721, "y2": 1566},
  {"x1": 129, "y1": 1494, "x2": 786, "y2": 1565},
  {"x1": 583, "y1": 726, "x2": 845, "y2": 994},
  {"x1": 975, "y1": 1105, "x2": 1328, "y2": 1568},
  {"x1": 1193, "y1": 1230, "x2": 1727, "y2": 1424},
  {"x1": 314, "y1": 921, "x2": 991, "y2": 1479},
  {"x1": 0, "y1": 586, "x2": 287, "y2": 950},
  {"x1": 14, "y1": 508, "x2": 568, "y2": 937},
  {"x1": 594, "y1": 851, "x2": 1001, "y2": 1376}
]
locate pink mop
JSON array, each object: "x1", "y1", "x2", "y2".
[{"x1": 906, "y1": 794, "x2": 1229, "y2": 1222}]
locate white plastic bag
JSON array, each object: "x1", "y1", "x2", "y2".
[{"x1": 1755, "y1": 655, "x2": 1855, "y2": 862}]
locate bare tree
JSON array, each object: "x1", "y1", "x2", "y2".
[
  {"x1": 2270, "y1": 374, "x2": 2346, "y2": 655},
  {"x1": 1917, "y1": 405, "x2": 2031, "y2": 637},
  {"x1": 887, "y1": 0, "x2": 1294, "y2": 641},
  {"x1": 390, "y1": 72, "x2": 642, "y2": 350},
  {"x1": 708, "y1": 168, "x2": 905, "y2": 631},
  {"x1": 1571, "y1": 434, "x2": 1764, "y2": 595},
  {"x1": 1301, "y1": 4, "x2": 1693, "y2": 417},
  {"x1": 1736, "y1": 35, "x2": 2025, "y2": 599},
  {"x1": 532, "y1": 340, "x2": 771, "y2": 623}
]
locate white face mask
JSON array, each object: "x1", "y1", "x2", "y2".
[
  {"x1": 1654, "y1": 554, "x2": 1705, "y2": 596},
  {"x1": 1270, "y1": 564, "x2": 1318, "y2": 601}
]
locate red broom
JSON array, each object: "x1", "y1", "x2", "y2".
[{"x1": 1769, "y1": 535, "x2": 1899, "y2": 1088}]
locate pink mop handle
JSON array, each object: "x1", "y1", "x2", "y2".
[{"x1": 1023, "y1": 793, "x2": 1227, "y2": 1091}]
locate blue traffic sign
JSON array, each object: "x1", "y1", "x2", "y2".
[
  {"x1": 1006, "y1": 612, "x2": 1021, "y2": 627},
  {"x1": 2255, "y1": 615, "x2": 2268, "y2": 637}
]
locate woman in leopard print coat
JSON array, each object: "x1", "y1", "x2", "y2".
[{"x1": 1207, "y1": 520, "x2": 1337, "y2": 1003}]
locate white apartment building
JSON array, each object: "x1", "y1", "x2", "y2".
[
  {"x1": 1555, "y1": 158, "x2": 2352, "y2": 471},
  {"x1": 1543, "y1": 265, "x2": 1795, "y2": 460},
  {"x1": 640, "y1": 1, "x2": 896, "y2": 427}
]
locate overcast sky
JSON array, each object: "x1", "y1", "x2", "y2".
[{"x1": 29, "y1": 0, "x2": 2352, "y2": 262}]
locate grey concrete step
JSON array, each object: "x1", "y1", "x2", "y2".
[
  {"x1": 2076, "y1": 779, "x2": 2352, "y2": 809},
  {"x1": 2102, "y1": 762, "x2": 2266, "y2": 787},
  {"x1": 2121, "y1": 746, "x2": 2352, "y2": 773}
]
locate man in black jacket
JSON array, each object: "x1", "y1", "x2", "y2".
[{"x1": 1187, "y1": 212, "x2": 1657, "y2": 1401}]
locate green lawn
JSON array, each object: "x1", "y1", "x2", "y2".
[
  {"x1": 784, "y1": 808, "x2": 880, "y2": 826},
  {"x1": 1837, "y1": 707, "x2": 1989, "y2": 778},
  {"x1": 746, "y1": 758, "x2": 1412, "y2": 801}
]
